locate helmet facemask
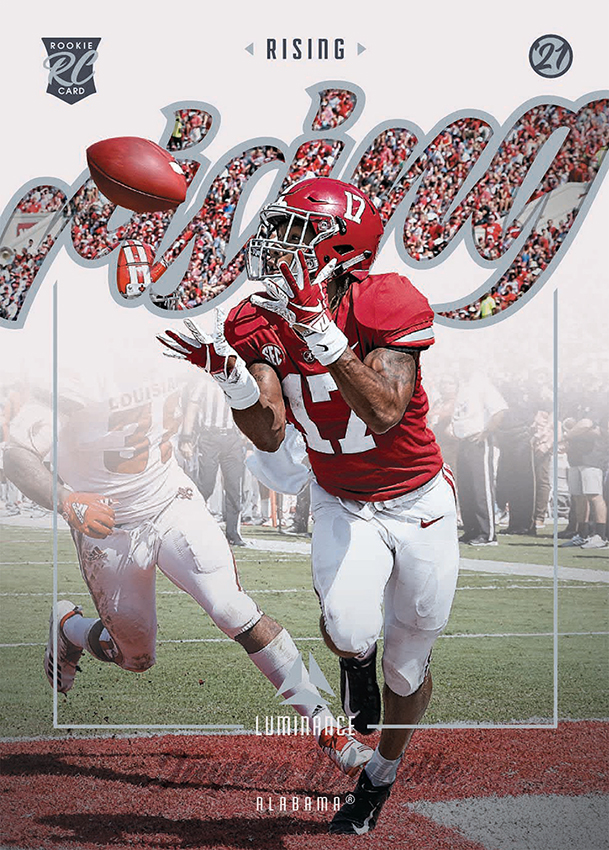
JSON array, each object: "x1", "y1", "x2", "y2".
[{"x1": 247, "y1": 204, "x2": 339, "y2": 285}]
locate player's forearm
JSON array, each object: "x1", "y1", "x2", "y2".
[
  {"x1": 3, "y1": 446, "x2": 69, "y2": 511},
  {"x1": 327, "y1": 347, "x2": 416, "y2": 434},
  {"x1": 232, "y1": 400, "x2": 285, "y2": 452},
  {"x1": 230, "y1": 363, "x2": 286, "y2": 452}
]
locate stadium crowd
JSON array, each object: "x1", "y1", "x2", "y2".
[
  {"x1": 2, "y1": 97, "x2": 607, "y2": 318},
  {"x1": 69, "y1": 157, "x2": 201, "y2": 262},
  {"x1": 353, "y1": 126, "x2": 420, "y2": 222},
  {"x1": 436, "y1": 101, "x2": 608, "y2": 319},
  {"x1": 312, "y1": 89, "x2": 356, "y2": 130},
  {"x1": 167, "y1": 145, "x2": 282, "y2": 307},
  {"x1": 167, "y1": 109, "x2": 213, "y2": 151},
  {"x1": 17, "y1": 186, "x2": 65, "y2": 214},
  {"x1": 402, "y1": 103, "x2": 607, "y2": 263},
  {"x1": 170, "y1": 87, "x2": 355, "y2": 308},
  {"x1": 0, "y1": 232, "x2": 56, "y2": 321},
  {"x1": 284, "y1": 139, "x2": 343, "y2": 185},
  {"x1": 349, "y1": 101, "x2": 608, "y2": 320}
]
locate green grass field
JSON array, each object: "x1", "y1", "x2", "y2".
[{"x1": 0, "y1": 522, "x2": 607, "y2": 738}]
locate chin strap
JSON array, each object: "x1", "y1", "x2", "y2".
[{"x1": 334, "y1": 251, "x2": 371, "y2": 278}]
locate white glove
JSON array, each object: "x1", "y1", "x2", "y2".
[
  {"x1": 157, "y1": 310, "x2": 260, "y2": 410},
  {"x1": 250, "y1": 252, "x2": 348, "y2": 367}
]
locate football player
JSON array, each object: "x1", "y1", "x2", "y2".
[
  {"x1": 159, "y1": 176, "x2": 460, "y2": 835},
  {"x1": 3, "y1": 347, "x2": 372, "y2": 779}
]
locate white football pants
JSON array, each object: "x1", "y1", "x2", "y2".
[
  {"x1": 311, "y1": 468, "x2": 459, "y2": 696},
  {"x1": 72, "y1": 485, "x2": 261, "y2": 671}
]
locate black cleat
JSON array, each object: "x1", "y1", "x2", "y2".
[
  {"x1": 340, "y1": 644, "x2": 381, "y2": 735},
  {"x1": 329, "y1": 768, "x2": 393, "y2": 834}
]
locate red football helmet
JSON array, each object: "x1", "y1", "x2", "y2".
[
  {"x1": 116, "y1": 239, "x2": 155, "y2": 299},
  {"x1": 247, "y1": 177, "x2": 383, "y2": 286}
]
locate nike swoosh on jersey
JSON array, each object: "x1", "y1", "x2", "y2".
[{"x1": 420, "y1": 516, "x2": 444, "y2": 528}]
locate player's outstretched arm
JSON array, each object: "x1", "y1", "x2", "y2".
[
  {"x1": 327, "y1": 347, "x2": 419, "y2": 434},
  {"x1": 232, "y1": 362, "x2": 286, "y2": 453},
  {"x1": 158, "y1": 315, "x2": 286, "y2": 453},
  {"x1": 4, "y1": 445, "x2": 67, "y2": 512},
  {"x1": 3, "y1": 445, "x2": 115, "y2": 538}
]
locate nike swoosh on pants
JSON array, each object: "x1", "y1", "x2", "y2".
[{"x1": 420, "y1": 516, "x2": 444, "y2": 528}]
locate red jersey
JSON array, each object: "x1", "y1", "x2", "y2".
[{"x1": 225, "y1": 273, "x2": 443, "y2": 501}]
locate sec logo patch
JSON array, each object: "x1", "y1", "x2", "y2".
[{"x1": 261, "y1": 344, "x2": 285, "y2": 365}]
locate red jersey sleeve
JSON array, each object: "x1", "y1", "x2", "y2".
[
  {"x1": 351, "y1": 273, "x2": 435, "y2": 350},
  {"x1": 224, "y1": 296, "x2": 281, "y2": 364}
]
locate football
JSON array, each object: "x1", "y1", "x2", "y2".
[{"x1": 86, "y1": 137, "x2": 187, "y2": 213}]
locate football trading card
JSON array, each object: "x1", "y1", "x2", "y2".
[{"x1": 0, "y1": 1, "x2": 607, "y2": 848}]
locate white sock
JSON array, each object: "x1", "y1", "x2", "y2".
[
  {"x1": 63, "y1": 614, "x2": 98, "y2": 649},
  {"x1": 248, "y1": 629, "x2": 338, "y2": 737},
  {"x1": 365, "y1": 748, "x2": 402, "y2": 787}
]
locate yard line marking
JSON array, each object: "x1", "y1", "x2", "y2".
[
  {"x1": 0, "y1": 537, "x2": 54, "y2": 541},
  {"x1": 440, "y1": 631, "x2": 609, "y2": 639},
  {"x1": 146, "y1": 630, "x2": 609, "y2": 642},
  {"x1": 0, "y1": 561, "x2": 77, "y2": 566},
  {"x1": 2, "y1": 542, "x2": 606, "y2": 581},
  {"x1": 460, "y1": 558, "x2": 609, "y2": 584},
  {"x1": 0, "y1": 592, "x2": 85, "y2": 597},
  {"x1": 0, "y1": 589, "x2": 316, "y2": 597},
  {"x1": 7, "y1": 557, "x2": 604, "y2": 583},
  {"x1": 241, "y1": 588, "x2": 313, "y2": 594},
  {"x1": 1, "y1": 584, "x2": 604, "y2": 599},
  {"x1": 455, "y1": 584, "x2": 603, "y2": 590},
  {"x1": 0, "y1": 592, "x2": 93, "y2": 597},
  {"x1": 2, "y1": 631, "x2": 607, "y2": 648}
]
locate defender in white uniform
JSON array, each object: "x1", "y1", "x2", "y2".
[{"x1": 4, "y1": 353, "x2": 371, "y2": 777}]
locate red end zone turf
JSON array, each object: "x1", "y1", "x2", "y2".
[{"x1": 0, "y1": 722, "x2": 607, "y2": 850}]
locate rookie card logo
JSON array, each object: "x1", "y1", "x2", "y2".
[{"x1": 41, "y1": 38, "x2": 101, "y2": 104}]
